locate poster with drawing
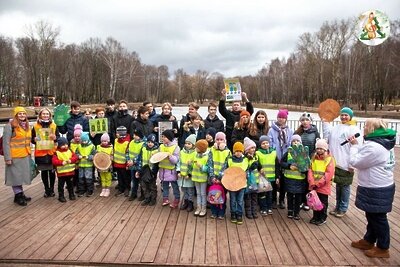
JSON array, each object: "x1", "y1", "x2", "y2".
[
  {"x1": 224, "y1": 78, "x2": 242, "y2": 102},
  {"x1": 158, "y1": 121, "x2": 173, "y2": 143},
  {"x1": 89, "y1": 118, "x2": 108, "y2": 135},
  {"x1": 36, "y1": 128, "x2": 55, "y2": 150}
]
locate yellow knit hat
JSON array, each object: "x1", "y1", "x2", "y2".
[
  {"x1": 233, "y1": 142, "x2": 245, "y2": 153},
  {"x1": 13, "y1": 106, "x2": 27, "y2": 116}
]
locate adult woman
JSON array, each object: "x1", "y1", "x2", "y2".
[
  {"x1": 349, "y1": 118, "x2": 396, "y2": 258},
  {"x1": 3, "y1": 107, "x2": 33, "y2": 206},
  {"x1": 153, "y1": 102, "x2": 179, "y2": 143},
  {"x1": 31, "y1": 108, "x2": 59, "y2": 198},
  {"x1": 248, "y1": 110, "x2": 269, "y2": 147},
  {"x1": 231, "y1": 110, "x2": 251, "y2": 145}
]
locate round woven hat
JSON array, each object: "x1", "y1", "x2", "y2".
[
  {"x1": 318, "y1": 99, "x2": 341, "y2": 122},
  {"x1": 93, "y1": 152, "x2": 112, "y2": 171},
  {"x1": 150, "y1": 151, "x2": 170, "y2": 164},
  {"x1": 221, "y1": 166, "x2": 247, "y2": 191}
]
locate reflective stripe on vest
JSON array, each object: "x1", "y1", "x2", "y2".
[
  {"x1": 227, "y1": 157, "x2": 248, "y2": 171},
  {"x1": 33, "y1": 122, "x2": 57, "y2": 157},
  {"x1": 284, "y1": 154, "x2": 305, "y2": 180},
  {"x1": 96, "y1": 145, "x2": 113, "y2": 155},
  {"x1": 312, "y1": 156, "x2": 334, "y2": 182},
  {"x1": 141, "y1": 146, "x2": 156, "y2": 167},
  {"x1": 191, "y1": 153, "x2": 209, "y2": 183},
  {"x1": 256, "y1": 150, "x2": 276, "y2": 180},
  {"x1": 211, "y1": 147, "x2": 231, "y2": 176},
  {"x1": 77, "y1": 144, "x2": 94, "y2": 167},
  {"x1": 114, "y1": 141, "x2": 129, "y2": 164},
  {"x1": 10, "y1": 126, "x2": 31, "y2": 158},
  {"x1": 179, "y1": 149, "x2": 196, "y2": 176},
  {"x1": 56, "y1": 150, "x2": 75, "y2": 174},
  {"x1": 128, "y1": 141, "x2": 144, "y2": 161},
  {"x1": 159, "y1": 144, "x2": 177, "y2": 170}
]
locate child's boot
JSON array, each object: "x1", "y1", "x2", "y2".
[
  {"x1": 194, "y1": 205, "x2": 201, "y2": 216},
  {"x1": 199, "y1": 205, "x2": 207, "y2": 217},
  {"x1": 148, "y1": 197, "x2": 156, "y2": 206},
  {"x1": 162, "y1": 197, "x2": 170, "y2": 206},
  {"x1": 100, "y1": 189, "x2": 106, "y2": 197},
  {"x1": 186, "y1": 201, "x2": 194, "y2": 212},
  {"x1": 170, "y1": 199, "x2": 180, "y2": 209},
  {"x1": 180, "y1": 199, "x2": 188, "y2": 210},
  {"x1": 68, "y1": 188, "x2": 76, "y2": 201},
  {"x1": 58, "y1": 191, "x2": 66, "y2": 203},
  {"x1": 104, "y1": 189, "x2": 110, "y2": 197}
]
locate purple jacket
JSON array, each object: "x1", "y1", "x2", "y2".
[{"x1": 158, "y1": 140, "x2": 180, "y2": 182}]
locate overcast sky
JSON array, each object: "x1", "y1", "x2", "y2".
[{"x1": 0, "y1": 0, "x2": 399, "y2": 77}]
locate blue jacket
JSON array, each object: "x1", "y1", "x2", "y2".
[
  {"x1": 58, "y1": 112, "x2": 89, "y2": 143},
  {"x1": 355, "y1": 184, "x2": 395, "y2": 213}
]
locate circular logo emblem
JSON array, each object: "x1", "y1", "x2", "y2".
[{"x1": 357, "y1": 10, "x2": 390, "y2": 46}]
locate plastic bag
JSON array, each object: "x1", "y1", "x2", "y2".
[
  {"x1": 307, "y1": 190, "x2": 324, "y2": 211},
  {"x1": 258, "y1": 174, "x2": 273, "y2": 192}
]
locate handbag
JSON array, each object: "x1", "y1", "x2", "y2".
[{"x1": 258, "y1": 174, "x2": 273, "y2": 192}]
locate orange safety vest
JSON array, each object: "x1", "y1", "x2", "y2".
[
  {"x1": 33, "y1": 122, "x2": 57, "y2": 157},
  {"x1": 10, "y1": 125, "x2": 31, "y2": 158}
]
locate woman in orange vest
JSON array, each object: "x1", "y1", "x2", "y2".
[
  {"x1": 31, "y1": 108, "x2": 59, "y2": 198},
  {"x1": 2, "y1": 107, "x2": 33, "y2": 206}
]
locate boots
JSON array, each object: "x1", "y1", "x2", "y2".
[
  {"x1": 148, "y1": 197, "x2": 156, "y2": 206},
  {"x1": 68, "y1": 189, "x2": 76, "y2": 201},
  {"x1": 186, "y1": 201, "x2": 194, "y2": 212},
  {"x1": 170, "y1": 199, "x2": 179, "y2": 209},
  {"x1": 58, "y1": 192, "x2": 67, "y2": 203},
  {"x1": 194, "y1": 205, "x2": 201, "y2": 216},
  {"x1": 351, "y1": 239, "x2": 374, "y2": 250},
  {"x1": 364, "y1": 247, "x2": 390, "y2": 258},
  {"x1": 180, "y1": 199, "x2": 188, "y2": 210},
  {"x1": 199, "y1": 205, "x2": 207, "y2": 217},
  {"x1": 14, "y1": 192, "x2": 27, "y2": 206}
]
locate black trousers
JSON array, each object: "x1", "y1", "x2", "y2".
[
  {"x1": 364, "y1": 212, "x2": 390, "y2": 249},
  {"x1": 244, "y1": 192, "x2": 258, "y2": 215},
  {"x1": 115, "y1": 167, "x2": 131, "y2": 192},
  {"x1": 312, "y1": 193, "x2": 328, "y2": 221},
  {"x1": 287, "y1": 192, "x2": 302, "y2": 216},
  {"x1": 58, "y1": 176, "x2": 74, "y2": 197},
  {"x1": 41, "y1": 170, "x2": 56, "y2": 193}
]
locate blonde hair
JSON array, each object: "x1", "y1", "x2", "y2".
[
  {"x1": 364, "y1": 118, "x2": 387, "y2": 135},
  {"x1": 162, "y1": 102, "x2": 172, "y2": 110}
]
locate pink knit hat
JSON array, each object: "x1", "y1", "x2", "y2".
[
  {"x1": 215, "y1": 132, "x2": 226, "y2": 141},
  {"x1": 73, "y1": 124, "x2": 83, "y2": 136},
  {"x1": 243, "y1": 137, "x2": 256, "y2": 153},
  {"x1": 277, "y1": 109, "x2": 288, "y2": 119}
]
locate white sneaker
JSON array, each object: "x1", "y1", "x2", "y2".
[
  {"x1": 104, "y1": 189, "x2": 110, "y2": 197},
  {"x1": 100, "y1": 189, "x2": 106, "y2": 197}
]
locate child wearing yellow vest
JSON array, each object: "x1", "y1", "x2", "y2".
[
  {"x1": 96, "y1": 133, "x2": 113, "y2": 197},
  {"x1": 256, "y1": 135, "x2": 279, "y2": 216},
  {"x1": 113, "y1": 126, "x2": 131, "y2": 196},
  {"x1": 52, "y1": 137, "x2": 79, "y2": 202},
  {"x1": 191, "y1": 139, "x2": 212, "y2": 217},
  {"x1": 243, "y1": 137, "x2": 260, "y2": 219},
  {"x1": 76, "y1": 132, "x2": 96, "y2": 197},
  {"x1": 127, "y1": 129, "x2": 145, "y2": 201},
  {"x1": 308, "y1": 139, "x2": 335, "y2": 226},
  {"x1": 177, "y1": 134, "x2": 196, "y2": 212},
  {"x1": 70, "y1": 124, "x2": 82, "y2": 189}
]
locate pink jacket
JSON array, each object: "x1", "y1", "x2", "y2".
[{"x1": 307, "y1": 153, "x2": 335, "y2": 195}]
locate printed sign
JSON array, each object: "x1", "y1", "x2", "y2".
[
  {"x1": 158, "y1": 121, "x2": 173, "y2": 144},
  {"x1": 36, "y1": 128, "x2": 55, "y2": 150},
  {"x1": 53, "y1": 104, "x2": 70, "y2": 126},
  {"x1": 357, "y1": 10, "x2": 390, "y2": 46},
  {"x1": 89, "y1": 118, "x2": 108, "y2": 135},
  {"x1": 224, "y1": 78, "x2": 242, "y2": 102}
]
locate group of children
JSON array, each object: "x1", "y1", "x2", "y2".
[{"x1": 52, "y1": 123, "x2": 335, "y2": 226}]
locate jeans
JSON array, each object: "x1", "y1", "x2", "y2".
[
  {"x1": 195, "y1": 182, "x2": 207, "y2": 207},
  {"x1": 131, "y1": 170, "x2": 143, "y2": 197},
  {"x1": 182, "y1": 187, "x2": 195, "y2": 201},
  {"x1": 364, "y1": 212, "x2": 390, "y2": 249},
  {"x1": 229, "y1": 189, "x2": 245, "y2": 216},
  {"x1": 211, "y1": 203, "x2": 226, "y2": 217},
  {"x1": 336, "y1": 184, "x2": 350, "y2": 212},
  {"x1": 162, "y1": 181, "x2": 180, "y2": 200},
  {"x1": 259, "y1": 191, "x2": 272, "y2": 211}
]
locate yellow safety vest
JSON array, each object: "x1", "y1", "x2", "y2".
[
  {"x1": 179, "y1": 149, "x2": 196, "y2": 177},
  {"x1": 96, "y1": 145, "x2": 113, "y2": 155},
  {"x1": 10, "y1": 125, "x2": 31, "y2": 158},
  {"x1": 70, "y1": 142, "x2": 79, "y2": 153},
  {"x1": 33, "y1": 122, "x2": 57, "y2": 156},
  {"x1": 55, "y1": 150, "x2": 76, "y2": 174},
  {"x1": 227, "y1": 157, "x2": 248, "y2": 171},
  {"x1": 211, "y1": 147, "x2": 231, "y2": 176},
  {"x1": 159, "y1": 144, "x2": 178, "y2": 170},
  {"x1": 191, "y1": 152, "x2": 209, "y2": 183},
  {"x1": 311, "y1": 156, "x2": 334, "y2": 182},
  {"x1": 128, "y1": 140, "x2": 144, "y2": 161},
  {"x1": 77, "y1": 144, "x2": 95, "y2": 167},
  {"x1": 248, "y1": 156, "x2": 260, "y2": 183},
  {"x1": 141, "y1": 146, "x2": 157, "y2": 167},
  {"x1": 283, "y1": 154, "x2": 305, "y2": 180},
  {"x1": 256, "y1": 150, "x2": 277, "y2": 181},
  {"x1": 113, "y1": 140, "x2": 129, "y2": 164}
]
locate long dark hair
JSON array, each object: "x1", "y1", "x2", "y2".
[{"x1": 249, "y1": 110, "x2": 269, "y2": 136}]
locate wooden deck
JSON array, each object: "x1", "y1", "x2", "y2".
[{"x1": 0, "y1": 149, "x2": 399, "y2": 267}]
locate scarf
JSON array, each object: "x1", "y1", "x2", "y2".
[{"x1": 278, "y1": 124, "x2": 288, "y2": 148}]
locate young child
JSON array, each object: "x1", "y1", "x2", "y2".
[
  {"x1": 135, "y1": 134, "x2": 159, "y2": 206},
  {"x1": 191, "y1": 139, "x2": 212, "y2": 217},
  {"x1": 127, "y1": 129, "x2": 145, "y2": 201},
  {"x1": 113, "y1": 126, "x2": 131, "y2": 196},
  {"x1": 177, "y1": 134, "x2": 196, "y2": 212},
  {"x1": 256, "y1": 135, "x2": 279, "y2": 216},
  {"x1": 243, "y1": 137, "x2": 260, "y2": 219},
  {"x1": 281, "y1": 135, "x2": 308, "y2": 220},
  {"x1": 76, "y1": 132, "x2": 96, "y2": 197},
  {"x1": 70, "y1": 124, "x2": 82, "y2": 188},
  {"x1": 308, "y1": 139, "x2": 335, "y2": 226},
  {"x1": 205, "y1": 127, "x2": 217, "y2": 147},
  {"x1": 227, "y1": 142, "x2": 249, "y2": 225},
  {"x1": 158, "y1": 129, "x2": 181, "y2": 208},
  {"x1": 52, "y1": 137, "x2": 79, "y2": 202},
  {"x1": 96, "y1": 133, "x2": 113, "y2": 197},
  {"x1": 208, "y1": 132, "x2": 231, "y2": 219}
]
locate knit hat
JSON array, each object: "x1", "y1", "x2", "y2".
[
  {"x1": 243, "y1": 137, "x2": 256, "y2": 153},
  {"x1": 290, "y1": 134, "x2": 302, "y2": 144},
  {"x1": 259, "y1": 135, "x2": 270, "y2": 144},
  {"x1": 233, "y1": 142, "x2": 245, "y2": 153},
  {"x1": 277, "y1": 109, "x2": 288, "y2": 119},
  {"x1": 316, "y1": 138, "x2": 329, "y2": 151},
  {"x1": 340, "y1": 107, "x2": 353, "y2": 119},
  {"x1": 205, "y1": 127, "x2": 217, "y2": 139},
  {"x1": 195, "y1": 139, "x2": 208, "y2": 154},
  {"x1": 147, "y1": 134, "x2": 157, "y2": 144},
  {"x1": 133, "y1": 129, "x2": 144, "y2": 139},
  {"x1": 215, "y1": 132, "x2": 226, "y2": 141},
  {"x1": 116, "y1": 126, "x2": 127, "y2": 137},
  {"x1": 162, "y1": 129, "x2": 175, "y2": 142},
  {"x1": 240, "y1": 110, "x2": 251, "y2": 118},
  {"x1": 57, "y1": 137, "x2": 68, "y2": 147},
  {"x1": 74, "y1": 124, "x2": 83, "y2": 137},
  {"x1": 101, "y1": 133, "x2": 110, "y2": 143},
  {"x1": 80, "y1": 132, "x2": 90, "y2": 143},
  {"x1": 185, "y1": 134, "x2": 197, "y2": 146},
  {"x1": 13, "y1": 106, "x2": 27, "y2": 116},
  {"x1": 299, "y1": 112, "x2": 313, "y2": 121}
]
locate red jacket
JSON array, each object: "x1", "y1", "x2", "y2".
[
  {"x1": 52, "y1": 148, "x2": 79, "y2": 177},
  {"x1": 307, "y1": 153, "x2": 335, "y2": 195}
]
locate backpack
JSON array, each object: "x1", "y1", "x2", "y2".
[
  {"x1": 307, "y1": 190, "x2": 324, "y2": 211},
  {"x1": 207, "y1": 183, "x2": 225, "y2": 205}
]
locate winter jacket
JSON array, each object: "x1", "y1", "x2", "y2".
[
  {"x1": 158, "y1": 140, "x2": 180, "y2": 182},
  {"x1": 307, "y1": 153, "x2": 335, "y2": 196},
  {"x1": 105, "y1": 110, "x2": 117, "y2": 143},
  {"x1": 179, "y1": 125, "x2": 207, "y2": 148},
  {"x1": 130, "y1": 116, "x2": 154, "y2": 140},
  {"x1": 153, "y1": 113, "x2": 179, "y2": 143},
  {"x1": 204, "y1": 115, "x2": 224, "y2": 133},
  {"x1": 296, "y1": 125, "x2": 320, "y2": 156},
  {"x1": 58, "y1": 112, "x2": 89, "y2": 143},
  {"x1": 111, "y1": 110, "x2": 134, "y2": 137},
  {"x1": 248, "y1": 123, "x2": 269, "y2": 148},
  {"x1": 281, "y1": 151, "x2": 306, "y2": 194},
  {"x1": 268, "y1": 121, "x2": 293, "y2": 161}
]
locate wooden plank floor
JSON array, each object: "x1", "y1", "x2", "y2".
[{"x1": 0, "y1": 148, "x2": 399, "y2": 266}]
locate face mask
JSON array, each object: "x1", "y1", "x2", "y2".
[{"x1": 118, "y1": 109, "x2": 128, "y2": 116}]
